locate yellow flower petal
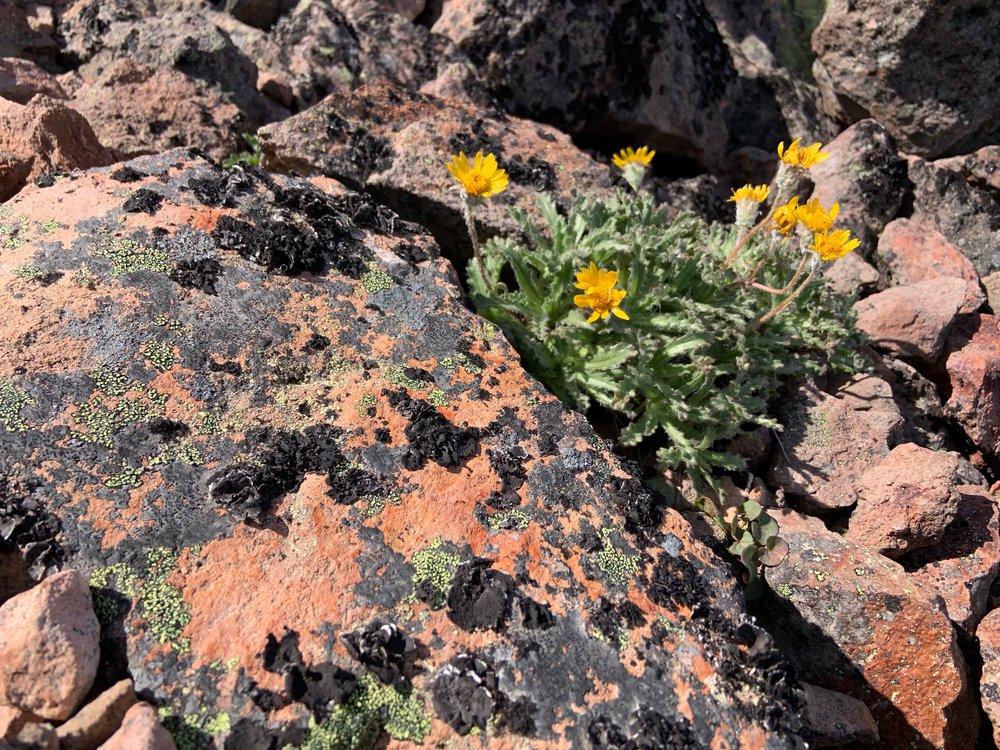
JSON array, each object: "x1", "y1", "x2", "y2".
[{"x1": 447, "y1": 150, "x2": 508, "y2": 198}]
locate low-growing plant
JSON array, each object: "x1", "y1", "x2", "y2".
[
  {"x1": 451, "y1": 142, "x2": 864, "y2": 590},
  {"x1": 222, "y1": 133, "x2": 262, "y2": 169}
]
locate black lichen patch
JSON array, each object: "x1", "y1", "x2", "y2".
[
  {"x1": 0, "y1": 471, "x2": 65, "y2": 582},
  {"x1": 647, "y1": 551, "x2": 713, "y2": 613},
  {"x1": 34, "y1": 172, "x2": 59, "y2": 188},
  {"x1": 111, "y1": 166, "x2": 145, "y2": 183},
  {"x1": 302, "y1": 333, "x2": 330, "y2": 352},
  {"x1": 213, "y1": 215, "x2": 327, "y2": 276},
  {"x1": 446, "y1": 558, "x2": 514, "y2": 632},
  {"x1": 516, "y1": 594, "x2": 555, "y2": 631},
  {"x1": 505, "y1": 154, "x2": 557, "y2": 192},
  {"x1": 170, "y1": 258, "x2": 223, "y2": 295},
  {"x1": 390, "y1": 242, "x2": 435, "y2": 264},
  {"x1": 326, "y1": 464, "x2": 389, "y2": 506},
  {"x1": 340, "y1": 621, "x2": 414, "y2": 685},
  {"x1": 585, "y1": 708, "x2": 695, "y2": 750},
  {"x1": 208, "y1": 425, "x2": 345, "y2": 523},
  {"x1": 606, "y1": 466, "x2": 668, "y2": 546},
  {"x1": 326, "y1": 193, "x2": 398, "y2": 235},
  {"x1": 122, "y1": 188, "x2": 164, "y2": 215},
  {"x1": 385, "y1": 390, "x2": 479, "y2": 470},
  {"x1": 486, "y1": 444, "x2": 529, "y2": 510},
  {"x1": 250, "y1": 628, "x2": 357, "y2": 715},
  {"x1": 430, "y1": 654, "x2": 499, "y2": 735},
  {"x1": 186, "y1": 168, "x2": 258, "y2": 207},
  {"x1": 590, "y1": 597, "x2": 646, "y2": 644},
  {"x1": 208, "y1": 359, "x2": 242, "y2": 376},
  {"x1": 147, "y1": 418, "x2": 190, "y2": 442}
]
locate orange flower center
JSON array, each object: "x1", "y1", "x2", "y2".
[{"x1": 468, "y1": 173, "x2": 491, "y2": 195}]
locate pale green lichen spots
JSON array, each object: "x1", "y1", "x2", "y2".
[
  {"x1": 198, "y1": 409, "x2": 224, "y2": 435},
  {"x1": 383, "y1": 366, "x2": 426, "y2": 390},
  {"x1": 361, "y1": 266, "x2": 393, "y2": 294},
  {"x1": 812, "y1": 569, "x2": 828, "y2": 583},
  {"x1": 144, "y1": 341, "x2": 177, "y2": 372},
  {"x1": 596, "y1": 530, "x2": 639, "y2": 587},
  {"x1": 72, "y1": 386, "x2": 166, "y2": 448},
  {"x1": 356, "y1": 393, "x2": 377, "y2": 417},
  {"x1": 0, "y1": 214, "x2": 28, "y2": 249},
  {"x1": 106, "y1": 463, "x2": 144, "y2": 489},
  {"x1": 154, "y1": 314, "x2": 186, "y2": 333},
  {"x1": 487, "y1": 508, "x2": 530, "y2": 531},
  {"x1": 142, "y1": 547, "x2": 191, "y2": 652},
  {"x1": 36, "y1": 219, "x2": 63, "y2": 234},
  {"x1": 476, "y1": 319, "x2": 497, "y2": 342},
  {"x1": 73, "y1": 264, "x2": 95, "y2": 288},
  {"x1": 93, "y1": 235, "x2": 170, "y2": 277},
  {"x1": 361, "y1": 493, "x2": 401, "y2": 518},
  {"x1": 159, "y1": 706, "x2": 227, "y2": 750},
  {"x1": 0, "y1": 380, "x2": 34, "y2": 432},
  {"x1": 12, "y1": 263, "x2": 44, "y2": 280},
  {"x1": 410, "y1": 537, "x2": 460, "y2": 608},
  {"x1": 91, "y1": 366, "x2": 128, "y2": 397},
  {"x1": 440, "y1": 352, "x2": 483, "y2": 376},
  {"x1": 775, "y1": 583, "x2": 794, "y2": 598},
  {"x1": 150, "y1": 441, "x2": 204, "y2": 467},
  {"x1": 854, "y1": 567, "x2": 867, "y2": 576},
  {"x1": 288, "y1": 674, "x2": 430, "y2": 750},
  {"x1": 427, "y1": 389, "x2": 449, "y2": 407},
  {"x1": 89, "y1": 562, "x2": 139, "y2": 624}
]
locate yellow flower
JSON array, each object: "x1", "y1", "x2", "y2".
[
  {"x1": 777, "y1": 138, "x2": 830, "y2": 169},
  {"x1": 795, "y1": 198, "x2": 839, "y2": 233},
  {"x1": 810, "y1": 229, "x2": 860, "y2": 261},
  {"x1": 446, "y1": 151, "x2": 508, "y2": 198},
  {"x1": 772, "y1": 196, "x2": 800, "y2": 235},
  {"x1": 728, "y1": 184, "x2": 770, "y2": 203},
  {"x1": 612, "y1": 146, "x2": 655, "y2": 169},
  {"x1": 574, "y1": 262, "x2": 629, "y2": 323}
]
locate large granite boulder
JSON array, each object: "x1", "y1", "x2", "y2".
[{"x1": 0, "y1": 150, "x2": 806, "y2": 748}]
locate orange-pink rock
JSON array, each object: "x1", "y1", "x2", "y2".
[
  {"x1": 0, "y1": 570, "x2": 100, "y2": 721},
  {"x1": 96, "y1": 703, "x2": 176, "y2": 750},
  {"x1": 944, "y1": 314, "x2": 1000, "y2": 464}
]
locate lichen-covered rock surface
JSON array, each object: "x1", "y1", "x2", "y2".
[{"x1": 0, "y1": 151, "x2": 807, "y2": 748}]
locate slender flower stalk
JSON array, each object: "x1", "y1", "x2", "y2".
[
  {"x1": 447, "y1": 151, "x2": 508, "y2": 284},
  {"x1": 754, "y1": 266, "x2": 817, "y2": 327}
]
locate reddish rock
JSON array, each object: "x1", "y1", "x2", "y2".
[
  {"x1": 759, "y1": 510, "x2": 978, "y2": 750},
  {"x1": 0, "y1": 150, "x2": 806, "y2": 748},
  {"x1": 907, "y1": 486, "x2": 1000, "y2": 632},
  {"x1": 984, "y1": 272, "x2": 1000, "y2": 314},
  {"x1": 332, "y1": 0, "x2": 426, "y2": 22},
  {"x1": 934, "y1": 145, "x2": 1000, "y2": 194},
  {"x1": 96, "y1": 704, "x2": 176, "y2": 750},
  {"x1": 0, "y1": 58, "x2": 66, "y2": 105},
  {"x1": 799, "y1": 682, "x2": 879, "y2": 748},
  {"x1": 853, "y1": 277, "x2": 971, "y2": 363},
  {"x1": 0, "y1": 95, "x2": 114, "y2": 195},
  {"x1": 877, "y1": 218, "x2": 984, "y2": 313},
  {"x1": 56, "y1": 679, "x2": 138, "y2": 750},
  {"x1": 944, "y1": 314, "x2": 1000, "y2": 463},
  {"x1": 909, "y1": 156, "x2": 1000, "y2": 278},
  {"x1": 66, "y1": 59, "x2": 249, "y2": 162},
  {"x1": 770, "y1": 377, "x2": 902, "y2": 513},
  {"x1": 0, "y1": 151, "x2": 33, "y2": 202},
  {"x1": 845, "y1": 443, "x2": 960, "y2": 558},
  {"x1": 0, "y1": 706, "x2": 30, "y2": 739},
  {"x1": 0, "y1": 570, "x2": 100, "y2": 721},
  {"x1": 807, "y1": 119, "x2": 908, "y2": 249},
  {"x1": 10, "y1": 721, "x2": 57, "y2": 749},
  {"x1": 978, "y1": 608, "x2": 1000, "y2": 747},
  {"x1": 823, "y1": 250, "x2": 879, "y2": 297}
]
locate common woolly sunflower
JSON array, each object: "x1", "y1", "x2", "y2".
[
  {"x1": 574, "y1": 262, "x2": 629, "y2": 323},
  {"x1": 810, "y1": 229, "x2": 860, "y2": 261},
  {"x1": 447, "y1": 151, "x2": 508, "y2": 199},
  {"x1": 777, "y1": 139, "x2": 830, "y2": 169}
]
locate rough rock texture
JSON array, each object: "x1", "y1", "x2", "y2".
[
  {"x1": 909, "y1": 156, "x2": 1000, "y2": 278},
  {"x1": 0, "y1": 95, "x2": 115, "y2": 200},
  {"x1": 906, "y1": 485, "x2": 1000, "y2": 633},
  {"x1": 96, "y1": 703, "x2": 176, "y2": 750},
  {"x1": 769, "y1": 377, "x2": 903, "y2": 513},
  {"x1": 431, "y1": 0, "x2": 797, "y2": 171},
  {"x1": 260, "y1": 81, "x2": 615, "y2": 265},
  {"x1": 0, "y1": 150, "x2": 807, "y2": 748},
  {"x1": 844, "y1": 443, "x2": 961, "y2": 558},
  {"x1": 979, "y1": 609, "x2": 1000, "y2": 748},
  {"x1": 0, "y1": 570, "x2": 100, "y2": 721},
  {"x1": 798, "y1": 682, "x2": 879, "y2": 749},
  {"x1": 853, "y1": 277, "x2": 972, "y2": 364},
  {"x1": 943, "y1": 314, "x2": 1000, "y2": 467},
  {"x1": 63, "y1": 59, "x2": 250, "y2": 162},
  {"x1": 0, "y1": 57, "x2": 67, "y2": 104},
  {"x1": 934, "y1": 145, "x2": 1000, "y2": 194},
  {"x1": 877, "y1": 218, "x2": 985, "y2": 313},
  {"x1": 813, "y1": 1, "x2": 1000, "y2": 158},
  {"x1": 822, "y1": 249, "x2": 879, "y2": 297},
  {"x1": 56, "y1": 679, "x2": 138, "y2": 750},
  {"x1": 757, "y1": 510, "x2": 979, "y2": 750},
  {"x1": 807, "y1": 119, "x2": 907, "y2": 251}
]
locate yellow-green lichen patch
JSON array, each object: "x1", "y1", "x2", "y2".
[
  {"x1": 355, "y1": 393, "x2": 377, "y2": 417},
  {"x1": 0, "y1": 380, "x2": 34, "y2": 432},
  {"x1": 383, "y1": 366, "x2": 426, "y2": 390},
  {"x1": 0, "y1": 212, "x2": 28, "y2": 249},
  {"x1": 106, "y1": 463, "x2": 144, "y2": 489},
  {"x1": 71, "y1": 371, "x2": 167, "y2": 448},
  {"x1": 410, "y1": 537, "x2": 460, "y2": 608},
  {"x1": 595, "y1": 530, "x2": 640, "y2": 587},
  {"x1": 440, "y1": 352, "x2": 483, "y2": 376},
  {"x1": 12, "y1": 263, "x2": 45, "y2": 280},
  {"x1": 89, "y1": 562, "x2": 139, "y2": 624},
  {"x1": 487, "y1": 508, "x2": 531, "y2": 532},
  {"x1": 290, "y1": 674, "x2": 430, "y2": 750},
  {"x1": 36, "y1": 219, "x2": 64, "y2": 234},
  {"x1": 361, "y1": 493, "x2": 401, "y2": 518},
  {"x1": 159, "y1": 706, "x2": 229, "y2": 750},
  {"x1": 92, "y1": 234, "x2": 170, "y2": 277},
  {"x1": 360, "y1": 265, "x2": 393, "y2": 294},
  {"x1": 143, "y1": 341, "x2": 177, "y2": 372},
  {"x1": 427, "y1": 389, "x2": 449, "y2": 407},
  {"x1": 150, "y1": 441, "x2": 204, "y2": 466}
]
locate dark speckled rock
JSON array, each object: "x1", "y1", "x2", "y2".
[{"x1": 0, "y1": 150, "x2": 805, "y2": 749}]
